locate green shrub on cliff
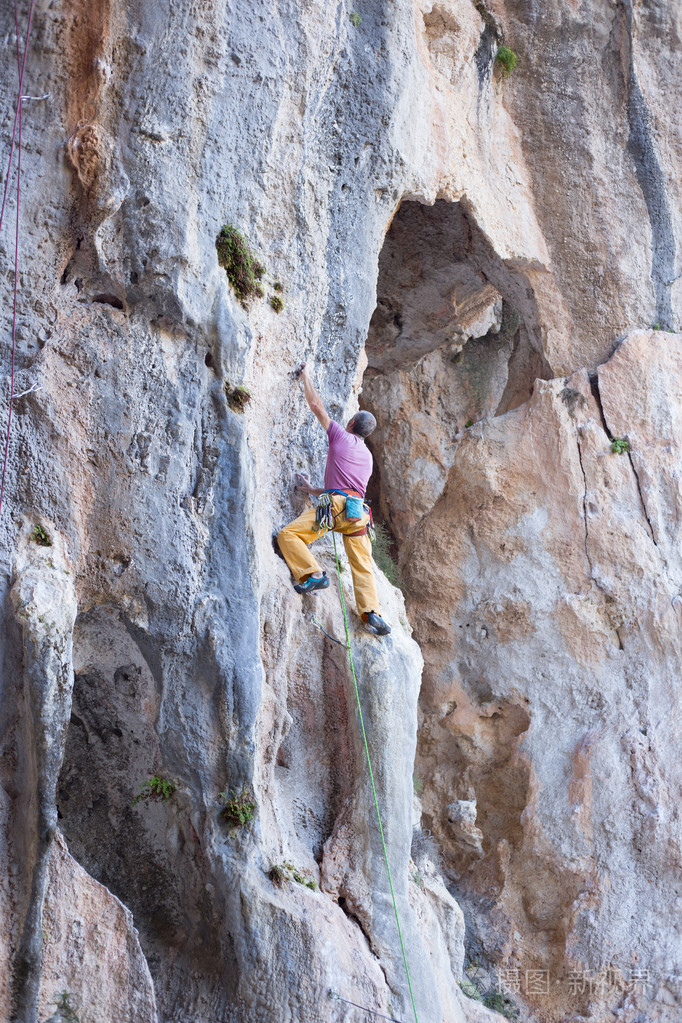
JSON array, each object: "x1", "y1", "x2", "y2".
[
  {"x1": 132, "y1": 775, "x2": 176, "y2": 806},
  {"x1": 611, "y1": 437, "x2": 630, "y2": 455},
  {"x1": 225, "y1": 383, "x2": 252, "y2": 412},
  {"x1": 460, "y1": 978, "x2": 483, "y2": 1001},
  {"x1": 219, "y1": 786, "x2": 256, "y2": 828},
  {"x1": 495, "y1": 46, "x2": 518, "y2": 77},
  {"x1": 372, "y1": 522, "x2": 403, "y2": 591},
  {"x1": 484, "y1": 992, "x2": 518, "y2": 1019},
  {"x1": 268, "y1": 861, "x2": 317, "y2": 890},
  {"x1": 31, "y1": 523, "x2": 52, "y2": 547},
  {"x1": 216, "y1": 225, "x2": 265, "y2": 304}
]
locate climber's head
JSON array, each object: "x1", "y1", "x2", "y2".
[{"x1": 346, "y1": 410, "x2": 376, "y2": 438}]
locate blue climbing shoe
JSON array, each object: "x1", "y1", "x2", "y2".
[
  {"x1": 363, "y1": 611, "x2": 391, "y2": 636},
  {"x1": 294, "y1": 572, "x2": 330, "y2": 594}
]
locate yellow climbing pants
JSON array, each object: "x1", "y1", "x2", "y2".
[{"x1": 278, "y1": 494, "x2": 379, "y2": 617}]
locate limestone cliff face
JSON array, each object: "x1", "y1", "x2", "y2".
[
  {"x1": 0, "y1": 1, "x2": 680, "y2": 1022},
  {"x1": 398, "y1": 330, "x2": 682, "y2": 1023}
]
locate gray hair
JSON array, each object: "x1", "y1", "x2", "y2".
[{"x1": 351, "y1": 410, "x2": 377, "y2": 438}]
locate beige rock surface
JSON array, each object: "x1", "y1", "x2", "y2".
[
  {"x1": 402, "y1": 330, "x2": 682, "y2": 1021},
  {"x1": 38, "y1": 831, "x2": 157, "y2": 1023}
]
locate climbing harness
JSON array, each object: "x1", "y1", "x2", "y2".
[
  {"x1": 331, "y1": 531, "x2": 420, "y2": 1023},
  {"x1": 328, "y1": 989, "x2": 406, "y2": 1023},
  {"x1": 0, "y1": 0, "x2": 37, "y2": 521},
  {"x1": 313, "y1": 490, "x2": 376, "y2": 542},
  {"x1": 314, "y1": 489, "x2": 360, "y2": 534}
]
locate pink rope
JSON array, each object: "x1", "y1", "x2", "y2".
[
  {"x1": 0, "y1": 0, "x2": 35, "y2": 237},
  {"x1": 0, "y1": 0, "x2": 36, "y2": 520}
]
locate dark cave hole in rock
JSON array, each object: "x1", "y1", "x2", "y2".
[
  {"x1": 360, "y1": 198, "x2": 552, "y2": 545},
  {"x1": 92, "y1": 293, "x2": 125, "y2": 310}
]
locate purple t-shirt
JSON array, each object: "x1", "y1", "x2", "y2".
[{"x1": 324, "y1": 420, "x2": 373, "y2": 496}]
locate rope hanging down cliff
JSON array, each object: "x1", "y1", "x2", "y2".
[
  {"x1": 0, "y1": 0, "x2": 37, "y2": 521},
  {"x1": 331, "y1": 531, "x2": 420, "y2": 1023}
]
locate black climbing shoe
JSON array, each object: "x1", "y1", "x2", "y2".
[
  {"x1": 364, "y1": 611, "x2": 391, "y2": 636},
  {"x1": 294, "y1": 572, "x2": 330, "y2": 594}
]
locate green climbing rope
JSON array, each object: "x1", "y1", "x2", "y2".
[{"x1": 331, "y1": 532, "x2": 420, "y2": 1023}]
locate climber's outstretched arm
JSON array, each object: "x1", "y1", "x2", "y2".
[{"x1": 298, "y1": 364, "x2": 331, "y2": 432}]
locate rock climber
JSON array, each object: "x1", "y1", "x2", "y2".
[{"x1": 277, "y1": 363, "x2": 391, "y2": 636}]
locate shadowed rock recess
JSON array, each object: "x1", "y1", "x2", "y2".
[{"x1": 0, "y1": 1, "x2": 680, "y2": 1022}]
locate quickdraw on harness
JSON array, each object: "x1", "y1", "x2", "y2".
[
  {"x1": 358, "y1": 499, "x2": 376, "y2": 543},
  {"x1": 313, "y1": 490, "x2": 376, "y2": 542},
  {"x1": 313, "y1": 492, "x2": 336, "y2": 534}
]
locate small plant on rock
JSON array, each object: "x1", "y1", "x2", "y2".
[
  {"x1": 268, "y1": 861, "x2": 317, "y2": 890},
  {"x1": 459, "y1": 978, "x2": 483, "y2": 1001},
  {"x1": 220, "y1": 786, "x2": 256, "y2": 828},
  {"x1": 31, "y1": 523, "x2": 52, "y2": 547},
  {"x1": 372, "y1": 522, "x2": 403, "y2": 591},
  {"x1": 285, "y1": 860, "x2": 318, "y2": 890},
  {"x1": 54, "y1": 991, "x2": 79, "y2": 1022},
  {"x1": 269, "y1": 294, "x2": 284, "y2": 313},
  {"x1": 293, "y1": 869, "x2": 317, "y2": 891},
  {"x1": 132, "y1": 775, "x2": 176, "y2": 807},
  {"x1": 484, "y1": 991, "x2": 518, "y2": 1020},
  {"x1": 216, "y1": 224, "x2": 265, "y2": 304},
  {"x1": 495, "y1": 45, "x2": 518, "y2": 77},
  {"x1": 611, "y1": 437, "x2": 630, "y2": 455},
  {"x1": 465, "y1": 419, "x2": 474, "y2": 428},
  {"x1": 652, "y1": 323, "x2": 662, "y2": 330},
  {"x1": 268, "y1": 863, "x2": 287, "y2": 887},
  {"x1": 225, "y1": 384, "x2": 252, "y2": 413},
  {"x1": 349, "y1": 11, "x2": 362, "y2": 27}
]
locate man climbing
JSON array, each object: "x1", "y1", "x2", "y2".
[{"x1": 277, "y1": 364, "x2": 391, "y2": 636}]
